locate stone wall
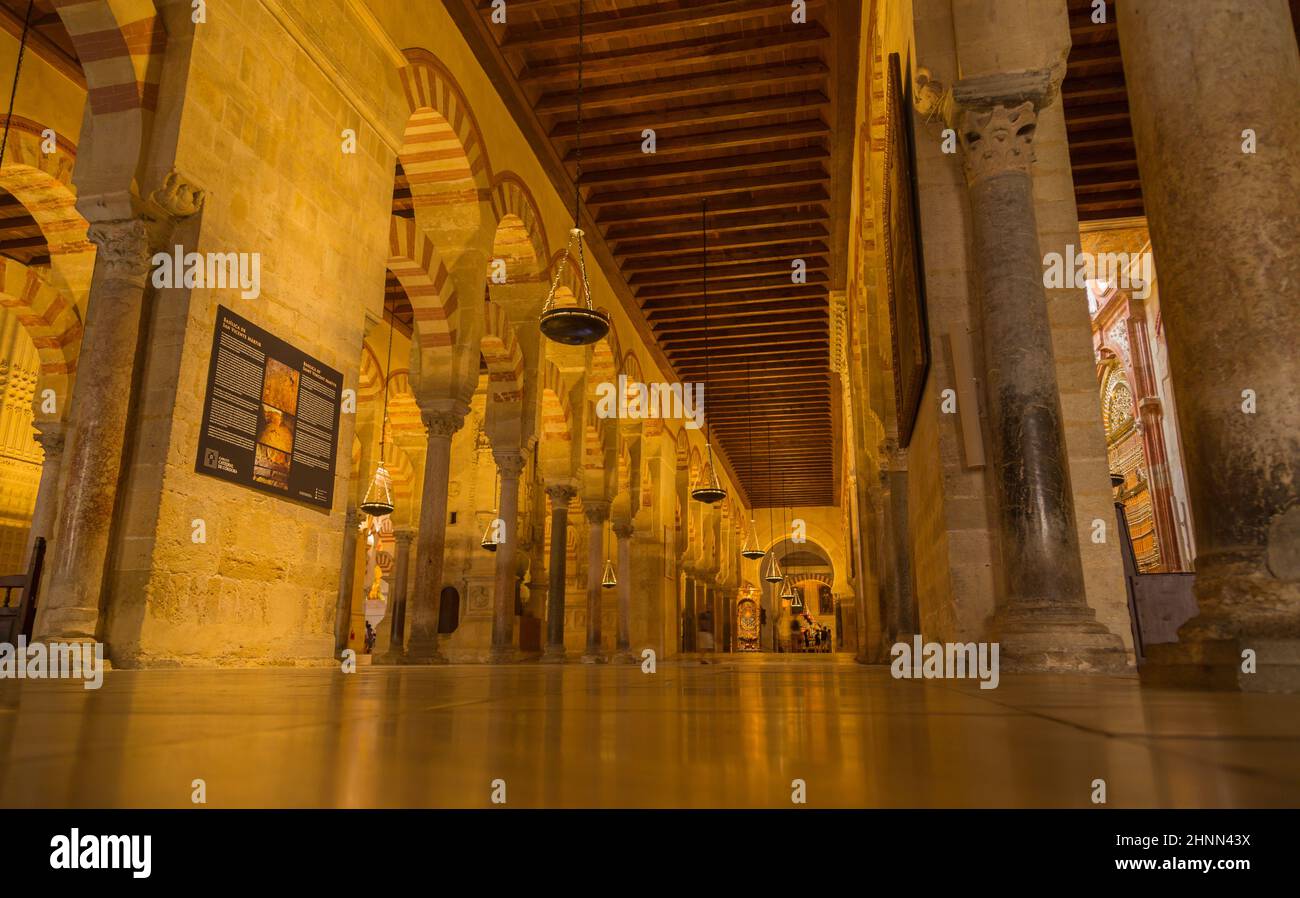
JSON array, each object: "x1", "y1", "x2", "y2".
[{"x1": 105, "y1": 0, "x2": 406, "y2": 665}]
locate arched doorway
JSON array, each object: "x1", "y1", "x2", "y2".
[{"x1": 759, "y1": 540, "x2": 838, "y2": 654}]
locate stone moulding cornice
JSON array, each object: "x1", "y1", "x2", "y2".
[{"x1": 944, "y1": 68, "x2": 1059, "y2": 127}]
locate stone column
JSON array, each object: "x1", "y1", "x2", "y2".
[
  {"x1": 1119, "y1": 0, "x2": 1300, "y2": 690},
  {"x1": 26, "y1": 419, "x2": 65, "y2": 566},
  {"x1": 400, "y1": 404, "x2": 467, "y2": 664},
  {"x1": 542, "y1": 484, "x2": 575, "y2": 661},
  {"x1": 682, "y1": 571, "x2": 697, "y2": 653},
  {"x1": 37, "y1": 219, "x2": 151, "y2": 643},
  {"x1": 1125, "y1": 298, "x2": 1182, "y2": 571},
  {"x1": 383, "y1": 529, "x2": 414, "y2": 656},
  {"x1": 333, "y1": 508, "x2": 360, "y2": 654},
  {"x1": 612, "y1": 520, "x2": 635, "y2": 662},
  {"x1": 951, "y1": 73, "x2": 1126, "y2": 672},
  {"x1": 490, "y1": 450, "x2": 525, "y2": 662},
  {"x1": 582, "y1": 499, "x2": 610, "y2": 663}
]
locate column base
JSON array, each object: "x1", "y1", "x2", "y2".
[
  {"x1": 1141, "y1": 638, "x2": 1300, "y2": 693},
  {"x1": 33, "y1": 606, "x2": 99, "y2": 643},
  {"x1": 488, "y1": 647, "x2": 517, "y2": 664},
  {"x1": 580, "y1": 651, "x2": 607, "y2": 664},
  {"x1": 611, "y1": 649, "x2": 638, "y2": 664},
  {"x1": 994, "y1": 603, "x2": 1130, "y2": 674},
  {"x1": 540, "y1": 646, "x2": 567, "y2": 663}
]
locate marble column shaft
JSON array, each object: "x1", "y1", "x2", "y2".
[
  {"x1": 952, "y1": 73, "x2": 1125, "y2": 670},
  {"x1": 38, "y1": 219, "x2": 151, "y2": 642},
  {"x1": 388, "y1": 529, "x2": 414, "y2": 652},
  {"x1": 491, "y1": 451, "x2": 525, "y2": 659},
  {"x1": 543, "y1": 484, "x2": 574, "y2": 660},
  {"x1": 582, "y1": 500, "x2": 610, "y2": 662},
  {"x1": 27, "y1": 420, "x2": 65, "y2": 567},
  {"x1": 614, "y1": 520, "x2": 633, "y2": 659},
  {"x1": 402, "y1": 406, "x2": 465, "y2": 663},
  {"x1": 1120, "y1": 0, "x2": 1299, "y2": 687},
  {"x1": 334, "y1": 509, "x2": 360, "y2": 654}
]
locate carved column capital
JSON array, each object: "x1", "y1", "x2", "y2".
[
  {"x1": 393, "y1": 529, "x2": 415, "y2": 549},
  {"x1": 957, "y1": 101, "x2": 1039, "y2": 183},
  {"x1": 583, "y1": 500, "x2": 610, "y2": 524},
  {"x1": 493, "y1": 451, "x2": 527, "y2": 478},
  {"x1": 33, "y1": 420, "x2": 66, "y2": 459},
  {"x1": 948, "y1": 68, "x2": 1057, "y2": 185},
  {"x1": 613, "y1": 520, "x2": 634, "y2": 540},
  {"x1": 422, "y1": 409, "x2": 466, "y2": 439},
  {"x1": 88, "y1": 218, "x2": 151, "y2": 283},
  {"x1": 545, "y1": 483, "x2": 576, "y2": 505}
]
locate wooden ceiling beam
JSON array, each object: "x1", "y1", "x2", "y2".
[
  {"x1": 646, "y1": 298, "x2": 827, "y2": 322},
  {"x1": 552, "y1": 91, "x2": 830, "y2": 138},
  {"x1": 640, "y1": 288, "x2": 827, "y2": 313},
  {"x1": 622, "y1": 241, "x2": 829, "y2": 272},
  {"x1": 607, "y1": 207, "x2": 828, "y2": 242},
  {"x1": 565, "y1": 119, "x2": 829, "y2": 164},
  {"x1": 502, "y1": 0, "x2": 804, "y2": 49},
  {"x1": 518, "y1": 23, "x2": 831, "y2": 84},
  {"x1": 580, "y1": 144, "x2": 829, "y2": 185},
  {"x1": 536, "y1": 59, "x2": 829, "y2": 112},
  {"x1": 598, "y1": 185, "x2": 830, "y2": 225},
  {"x1": 586, "y1": 167, "x2": 828, "y2": 207},
  {"x1": 631, "y1": 258, "x2": 828, "y2": 287},
  {"x1": 616, "y1": 224, "x2": 829, "y2": 258},
  {"x1": 638, "y1": 277, "x2": 828, "y2": 304}
]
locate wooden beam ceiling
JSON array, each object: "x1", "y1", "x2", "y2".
[
  {"x1": 454, "y1": 0, "x2": 859, "y2": 507},
  {"x1": 1063, "y1": 0, "x2": 1144, "y2": 222}
]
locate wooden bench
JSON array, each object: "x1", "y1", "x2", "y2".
[{"x1": 0, "y1": 537, "x2": 45, "y2": 645}]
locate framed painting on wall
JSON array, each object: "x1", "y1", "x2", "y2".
[{"x1": 883, "y1": 52, "x2": 931, "y2": 448}]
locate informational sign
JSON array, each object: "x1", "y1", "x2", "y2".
[{"x1": 195, "y1": 305, "x2": 342, "y2": 510}]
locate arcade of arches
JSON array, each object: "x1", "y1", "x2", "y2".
[{"x1": 0, "y1": 0, "x2": 1297, "y2": 807}]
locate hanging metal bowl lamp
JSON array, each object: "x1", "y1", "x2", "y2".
[
  {"x1": 359, "y1": 314, "x2": 397, "y2": 517},
  {"x1": 763, "y1": 552, "x2": 785, "y2": 584},
  {"x1": 601, "y1": 520, "x2": 617, "y2": 588},
  {"x1": 740, "y1": 361, "x2": 765, "y2": 558},
  {"x1": 539, "y1": 0, "x2": 610, "y2": 347},
  {"x1": 481, "y1": 469, "x2": 501, "y2": 551},
  {"x1": 690, "y1": 199, "x2": 727, "y2": 505},
  {"x1": 761, "y1": 422, "x2": 783, "y2": 580}
]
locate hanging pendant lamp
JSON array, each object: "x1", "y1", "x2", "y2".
[
  {"x1": 740, "y1": 361, "x2": 765, "y2": 558},
  {"x1": 601, "y1": 521, "x2": 617, "y2": 588},
  {"x1": 690, "y1": 199, "x2": 727, "y2": 505},
  {"x1": 789, "y1": 583, "x2": 803, "y2": 609},
  {"x1": 481, "y1": 469, "x2": 502, "y2": 551},
  {"x1": 779, "y1": 578, "x2": 795, "y2": 602},
  {"x1": 539, "y1": 0, "x2": 609, "y2": 347},
  {"x1": 762, "y1": 422, "x2": 783, "y2": 580},
  {"x1": 360, "y1": 315, "x2": 397, "y2": 517}
]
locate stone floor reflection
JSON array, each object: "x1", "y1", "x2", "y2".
[{"x1": 2, "y1": 655, "x2": 1298, "y2": 808}]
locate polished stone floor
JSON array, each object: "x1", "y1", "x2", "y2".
[{"x1": 2, "y1": 654, "x2": 1298, "y2": 808}]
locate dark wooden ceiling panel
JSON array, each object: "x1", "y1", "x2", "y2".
[{"x1": 461, "y1": 0, "x2": 850, "y2": 506}]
